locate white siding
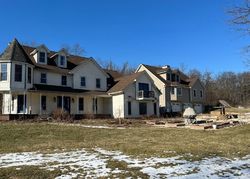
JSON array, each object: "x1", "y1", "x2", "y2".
[
  {"x1": 112, "y1": 94, "x2": 124, "y2": 118},
  {"x1": 72, "y1": 62, "x2": 107, "y2": 91},
  {"x1": 137, "y1": 65, "x2": 166, "y2": 108},
  {"x1": 34, "y1": 70, "x2": 72, "y2": 87},
  {"x1": 0, "y1": 62, "x2": 11, "y2": 91}
]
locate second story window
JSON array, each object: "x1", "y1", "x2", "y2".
[
  {"x1": 193, "y1": 89, "x2": 197, "y2": 97},
  {"x1": 96, "y1": 78, "x2": 101, "y2": 88},
  {"x1": 0, "y1": 63, "x2": 7, "y2": 81},
  {"x1": 171, "y1": 87, "x2": 175, "y2": 95},
  {"x1": 177, "y1": 88, "x2": 182, "y2": 96},
  {"x1": 200, "y1": 90, "x2": 203, "y2": 98},
  {"x1": 15, "y1": 64, "x2": 22, "y2": 82},
  {"x1": 81, "y1": 76, "x2": 86, "y2": 87},
  {"x1": 167, "y1": 73, "x2": 171, "y2": 81},
  {"x1": 176, "y1": 75, "x2": 180, "y2": 82},
  {"x1": 171, "y1": 74, "x2": 176, "y2": 82},
  {"x1": 61, "y1": 75, "x2": 67, "y2": 86},
  {"x1": 28, "y1": 67, "x2": 32, "y2": 84},
  {"x1": 40, "y1": 73, "x2": 47, "y2": 84},
  {"x1": 60, "y1": 56, "x2": 65, "y2": 66},
  {"x1": 39, "y1": 52, "x2": 46, "y2": 63}
]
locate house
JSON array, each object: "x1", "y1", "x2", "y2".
[
  {"x1": 0, "y1": 39, "x2": 161, "y2": 120},
  {"x1": 0, "y1": 39, "x2": 112, "y2": 119},
  {"x1": 107, "y1": 71, "x2": 161, "y2": 118},
  {"x1": 136, "y1": 64, "x2": 205, "y2": 115}
]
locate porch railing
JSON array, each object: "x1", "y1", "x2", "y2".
[{"x1": 137, "y1": 90, "x2": 155, "y2": 99}]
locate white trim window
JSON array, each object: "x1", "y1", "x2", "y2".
[
  {"x1": 40, "y1": 73, "x2": 47, "y2": 84},
  {"x1": 96, "y1": 78, "x2": 101, "y2": 88},
  {"x1": 39, "y1": 52, "x2": 46, "y2": 63},
  {"x1": 200, "y1": 90, "x2": 203, "y2": 98},
  {"x1": 61, "y1": 75, "x2": 67, "y2": 86},
  {"x1": 193, "y1": 89, "x2": 197, "y2": 97},
  {"x1": 80, "y1": 76, "x2": 86, "y2": 87},
  {"x1": 59, "y1": 55, "x2": 66, "y2": 67},
  {"x1": 171, "y1": 87, "x2": 175, "y2": 95},
  {"x1": 0, "y1": 63, "x2": 7, "y2": 81},
  {"x1": 15, "y1": 64, "x2": 22, "y2": 82},
  {"x1": 177, "y1": 87, "x2": 182, "y2": 96}
]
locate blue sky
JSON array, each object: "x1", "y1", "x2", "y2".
[{"x1": 0, "y1": 0, "x2": 248, "y2": 73}]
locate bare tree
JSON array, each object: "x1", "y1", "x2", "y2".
[
  {"x1": 61, "y1": 43, "x2": 85, "y2": 56},
  {"x1": 228, "y1": 0, "x2": 250, "y2": 66}
]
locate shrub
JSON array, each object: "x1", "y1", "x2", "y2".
[{"x1": 52, "y1": 108, "x2": 73, "y2": 122}]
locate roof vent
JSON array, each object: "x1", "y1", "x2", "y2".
[{"x1": 162, "y1": 65, "x2": 170, "y2": 69}]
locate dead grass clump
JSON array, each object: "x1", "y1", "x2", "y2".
[{"x1": 52, "y1": 108, "x2": 73, "y2": 122}]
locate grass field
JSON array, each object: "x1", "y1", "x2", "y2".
[
  {"x1": 0, "y1": 121, "x2": 249, "y2": 158},
  {"x1": 0, "y1": 120, "x2": 250, "y2": 179}
]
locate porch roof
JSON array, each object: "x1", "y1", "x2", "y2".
[{"x1": 28, "y1": 84, "x2": 108, "y2": 96}]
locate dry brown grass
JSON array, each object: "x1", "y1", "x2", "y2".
[{"x1": 0, "y1": 121, "x2": 249, "y2": 159}]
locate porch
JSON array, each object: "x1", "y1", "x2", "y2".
[{"x1": 0, "y1": 90, "x2": 112, "y2": 118}]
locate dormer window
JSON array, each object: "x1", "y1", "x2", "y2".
[
  {"x1": 39, "y1": 52, "x2": 46, "y2": 63},
  {"x1": 60, "y1": 56, "x2": 66, "y2": 66}
]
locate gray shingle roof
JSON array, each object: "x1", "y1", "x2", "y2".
[{"x1": 0, "y1": 38, "x2": 34, "y2": 65}]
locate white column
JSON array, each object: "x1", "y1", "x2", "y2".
[
  {"x1": 23, "y1": 92, "x2": 25, "y2": 114},
  {"x1": 9, "y1": 92, "x2": 12, "y2": 114}
]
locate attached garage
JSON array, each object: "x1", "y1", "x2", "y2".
[{"x1": 171, "y1": 103, "x2": 182, "y2": 112}]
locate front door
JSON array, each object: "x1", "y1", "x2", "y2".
[
  {"x1": 17, "y1": 95, "x2": 25, "y2": 113},
  {"x1": 63, "y1": 96, "x2": 71, "y2": 113}
]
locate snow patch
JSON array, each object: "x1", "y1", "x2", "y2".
[{"x1": 0, "y1": 149, "x2": 249, "y2": 178}]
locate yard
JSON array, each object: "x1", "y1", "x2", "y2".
[{"x1": 0, "y1": 121, "x2": 249, "y2": 178}]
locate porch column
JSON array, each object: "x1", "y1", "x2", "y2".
[
  {"x1": 23, "y1": 92, "x2": 26, "y2": 114},
  {"x1": 9, "y1": 92, "x2": 12, "y2": 114}
]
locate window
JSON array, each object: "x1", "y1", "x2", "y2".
[
  {"x1": 15, "y1": 64, "x2": 22, "y2": 82},
  {"x1": 128, "y1": 101, "x2": 131, "y2": 115},
  {"x1": 176, "y1": 75, "x2": 180, "y2": 82},
  {"x1": 57, "y1": 96, "x2": 62, "y2": 108},
  {"x1": 96, "y1": 78, "x2": 101, "y2": 88},
  {"x1": 200, "y1": 90, "x2": 203, "y2": 98},
  {"x1": 78, "y1": 97, "x2": 84, "y2": 111},
  {"x1": 41, "y1": 96, "x2": 46, "y2": 110},
  {"x1": 40, "y1": 73, "x2": 47, "y2": 83},
  {"x1": 171, "y1": 74, "x2": 176, "y2": 82},
  {"x1": 171, "y1": 87, "x2": 175, "y2": 95},
  {"x1": 193, "y1": 89, "x2": 197, "y2": 97},
  {"x1": 60, "y1": 56, "x2": 65, "y2": 66},
  {"x1": 28, "y1": 67, "x2": 32, "y2": 83},
  {"x1": 80, "y1": 76, "x2": 86, "y2": 87},
  {"x1": 61, "y1": 75, "x2": 67, "y2": 86},
  {"x1": 167, "y1": 73, "x2": 171, "y2": 81},
  {"x1": 39, "y1": 52, "x2": 46, "y2": 63},
  {"x1": 139, "y1": 102, "x2": 147, "y2": 115},
  {"x1": 177, "y1": 88, "x2": 182, "y2": 96},
  {"x1": 0, "y1": 63, "x2": 7, "y2": 81}
]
